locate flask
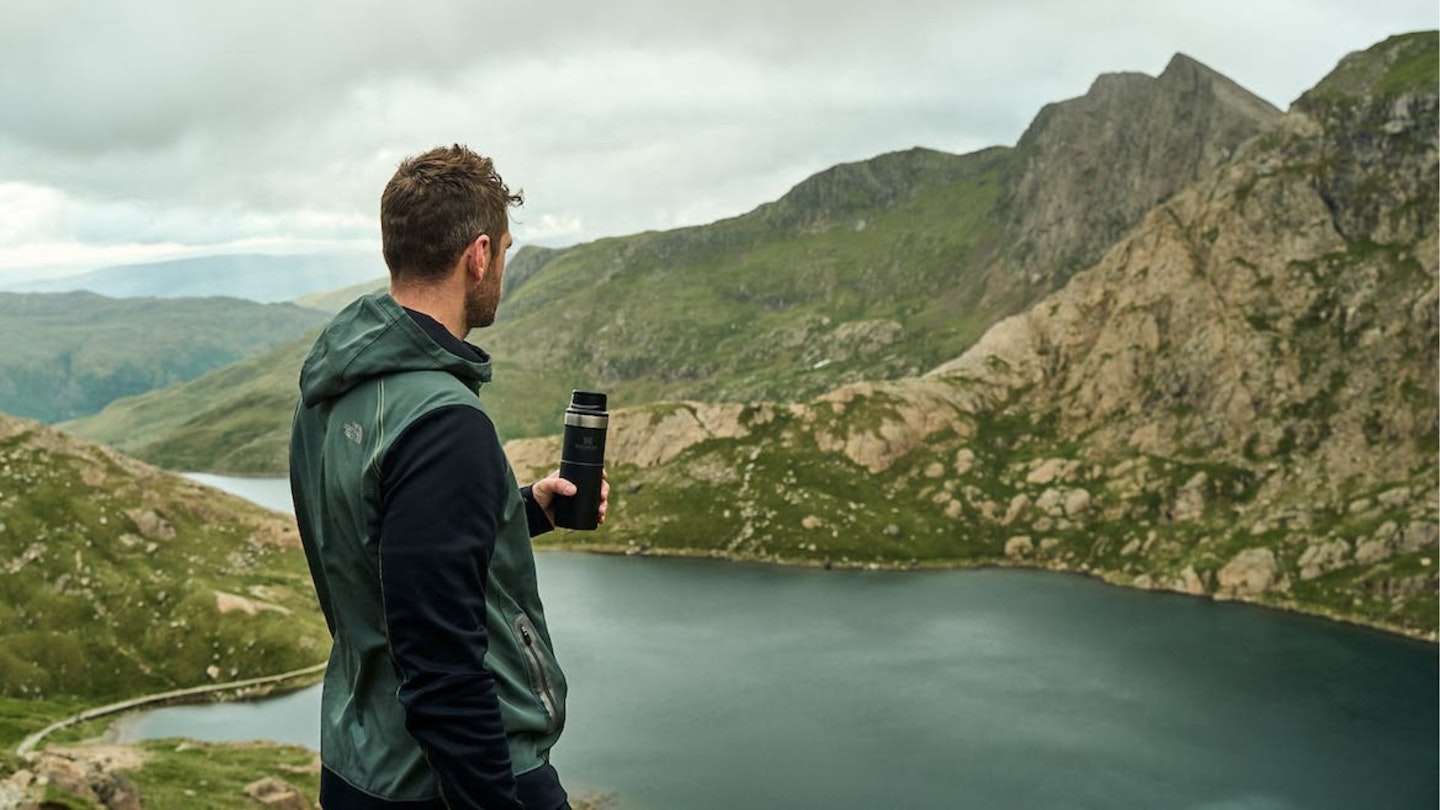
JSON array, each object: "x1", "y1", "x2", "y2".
[{"x1": 554, "y1": 390, "x2": 608, "y2": 530}]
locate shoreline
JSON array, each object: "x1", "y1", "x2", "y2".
[
  {"x1": 536, "y1": 541, "x2": 1440, "y2": 645},
  {"x1": 16, "y1": 662, "x2": 327, "y2": 758}
]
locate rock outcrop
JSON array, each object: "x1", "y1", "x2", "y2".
[
  {"x1": 996, "y1": 52, "x2": 1281, "y2": 291},
  {"x1": 5, "y1": 747, "x2": 145, "y2": 810}
]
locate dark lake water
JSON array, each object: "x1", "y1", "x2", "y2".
[{"x1": 115, "y1": 477, "x2": 1439, "y2": 809}]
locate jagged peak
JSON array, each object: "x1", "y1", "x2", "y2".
[
  {"x1": 1020, "y1": 53, "x2": 1278, "y2": 152},
  {"x1": 1160, "y1": 52, "x2": 1213, "y2": 79},
  {"x1": 1160, "y1": 52, "x2": 1282, "y2": 116}
]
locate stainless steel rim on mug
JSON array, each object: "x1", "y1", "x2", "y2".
[{"x1": 564, "y1": 413, "x2": 609, "y2": 429}]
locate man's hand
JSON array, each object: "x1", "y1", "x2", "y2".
[{"x1": 529, "y1": 469, "x2": 610, "y2": 528}]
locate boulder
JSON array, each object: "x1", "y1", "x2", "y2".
[
  {"x1": 1298, "y1": 539, "x2": 1351, "y2": 580},
  {"x1": 1217, "y1": 548, "x2": 1277, "y2": 597},
  {"x1": 1173, "y1": 566, "x2": 1207, "y2": 596},
  {"x1": 244, "y1": 777, "x2": 314, "y2": 810},
  {"x1": 1026, "y1": 458, "x2": 1078, "y2": 485},
  {"x1": 954, "y1": 448, "x2": 976, "y2": 475},
  {"x1": 1003, "y1": 494, "x2": 1031, "y2": 525},
  {"x1": 1354, "y1": 538, "x2": 1392, "y2": 566},
  {"x1": 1062, "y1": 488, "x2": 1092, "y2": 519},
  {"x1": 1004, "y1": 536, "x2": 1034, "y2": 559},
  {"x1": 1400, "y1": 521, "x2": 1437, "y2": 554},
  {"x1": 1172, "y1": 472, "x2": 1208, "y2": 522},
  {"x1": 1035, "y1": 488, "x2": 1066, "y2": 517},
  {"x1": 27, "y1": 749, "x2": 143, "y2": 810}
]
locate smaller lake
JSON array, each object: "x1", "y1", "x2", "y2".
[{"x1": 117, "y1": 477, "x2": 1439, "y2": 810}]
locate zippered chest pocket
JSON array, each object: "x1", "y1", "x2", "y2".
[{"x1": 512, "y1": 611, "x2": 563, "y2": 731}]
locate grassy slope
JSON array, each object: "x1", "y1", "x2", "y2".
[
  {"x1": 0, "y1": 415, "x2": 326, "y2": 708},
  {"x1": 482, "y1": 147, "x2": 1011, "y2": 436},
  {"x1": 293, "y1": 278, "x2": 386, "y2": 313},
  {"x1": 0, "y1": 293, "x2": 327, "y2": 424},
  {"x1": 66, "y1": 146, "x2": 1014, "y2": 472},
  {"x1": 60, "y1": 336, "x2": 316, "y2": 474}
]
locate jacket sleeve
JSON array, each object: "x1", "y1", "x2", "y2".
[
  {"x1": 379, "y1": 404, "x2": 524, "y2": 810},
  {"x1": 519, "y1": 486, "x2": 554, "y2": 538}
]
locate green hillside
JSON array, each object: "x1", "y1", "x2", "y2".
[
  {"x1": 0, "y1": 413, "x2": 325, "y2": 704},
  {"x1": 481, "y1": 146, "x2": 1014, "y2": 436},
  {"x1": 61, "y1": 334, "x2": 317, "y2": 474},
  {"x1": 67, "y1": 146, "x2": 1015, "y2": 470},
  {"x1": 0, "y1": 292, "x2": 326, "y2": 423}
]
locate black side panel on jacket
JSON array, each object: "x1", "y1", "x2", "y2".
[{"x1": 380, "y1": 404, "x2": 523, "y2": 810}]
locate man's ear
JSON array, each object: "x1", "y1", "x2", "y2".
[{"x1": 468, "y1": 233, "x2": 492, "y2": 281}]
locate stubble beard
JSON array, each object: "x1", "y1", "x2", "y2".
[{"x1": 465, "y1": 270, "x2": 501, "y2": 330}]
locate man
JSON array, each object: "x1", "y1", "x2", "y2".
[{"x1": 289, "y1": 144, "x2": 603, "y2": 809}]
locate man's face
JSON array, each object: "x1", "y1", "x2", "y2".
[{"x1": 465, "y1": 231, "x2": 512, "y2": 330}]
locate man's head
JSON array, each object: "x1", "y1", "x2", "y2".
[{"x1": 381, "y1": 145, "x2": 522, "y2": 327}]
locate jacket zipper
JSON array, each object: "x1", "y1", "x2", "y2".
[{"x1": 514, "y1": 612, "x2": 560, "y2": 731}]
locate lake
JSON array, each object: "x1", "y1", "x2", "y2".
[{"x1": 113, "y1": 476, "x2": 1439, "y2": 809}]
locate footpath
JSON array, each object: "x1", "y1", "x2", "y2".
[{"x1": 16, "y1": 662, "x2": 327, "y2": 757}]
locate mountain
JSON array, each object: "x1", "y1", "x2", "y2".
[
  {"x1": 63, "y1": 52, "x2": 1278, "y2": 469},
  {"x1": 60, "y1": 333, "x2": 318, "y2": 474},
  {"x1": 0, "y1": 292, "x2": 327, "y2": 423},
  {"x1": 6, "y1": 251, "x2": 386, "y2": 304},
  {"x1": 0, "y1": 412, "x2": 325, "y2": 702},
  {"x1": 992, "y1": 52, "x2": 1280, "y2": 297},
  {"x1": 293, "y1": 276, "x2": 387, "y2": 312},
  {"x1": 508, "y1": 32, "x2": 1439, "y2": 640}
]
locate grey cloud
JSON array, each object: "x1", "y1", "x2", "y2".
[{"x1": 0, "y1": 0, "x2": 1433, "y2": 263}]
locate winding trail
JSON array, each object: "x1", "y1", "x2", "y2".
[{"x1": 16, "y1": 661, "x2": 327, "y2": 758}]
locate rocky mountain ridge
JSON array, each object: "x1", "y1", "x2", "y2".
[
  {"x1": 994, "y1": 53, "x2": 1280, "y2": 295},
  {"x1": 64, "y1": 46, "x2": 1283, "y2": 469},
  {"x1": 512, "y1": 32, "x2": 1439, "y2": 640}
]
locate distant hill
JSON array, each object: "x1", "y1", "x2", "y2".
[
  {"x1": 6, "y1": 251, "x2": 386, "y2": 303},
  {"x1": 509, "y1": 32, "x2": 1439, "y2": 641},
  {"x1": 64, "y1": 52, "x2": 1279, "y2": 469},
  {"x1": 0, "y1": 292, "x2": 327, "y2": 423},
  {"x1": 0, "y1": 412, "x2": 325, "y2": 702},
  {"x1": 293, "y1": 276, "x2": 387, "y2": 312},
  {"x1": 59, "y1": 332, "x2": 317, "y2": 474}
]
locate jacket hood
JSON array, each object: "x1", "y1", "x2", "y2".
[{"x1": 298, "y1": 293, "x2": 492, "y2": 407}]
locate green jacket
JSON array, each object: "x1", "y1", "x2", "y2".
[{"x1": 289, "y1": 293, "x2": 566, "y2": 804}]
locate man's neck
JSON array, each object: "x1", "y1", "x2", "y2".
[{"x1": 390, "y1": 281, "x2": 466, "y2": 340}]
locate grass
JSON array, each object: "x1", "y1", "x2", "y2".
[
  {"x1": 63, "y1": 146, "x2": 1020, "y2": 475},
  {"x1": 0, "y1": 292, "x2": 325, "y2": 425},
  {"x1": 125, "y1": 740, "x2": 320, "y2": 810},
  {"x1": 0, "y1": 418, "x2": 326, "y2": 703}
]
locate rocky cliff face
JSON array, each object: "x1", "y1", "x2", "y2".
[
  {"x1": 995, "y1": 53, "x2": 1281, "y2": 294},
  {"x1": 523, "y1": 32, "x2": 1439, "y2": 640}
]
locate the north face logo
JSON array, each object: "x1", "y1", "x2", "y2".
[{"x1": 343, "y1": 421, "x2": 364, "y2": 445}]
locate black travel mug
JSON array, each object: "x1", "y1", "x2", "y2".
[{"x1": 554, "y1": 390, "x2": 608, "y2": 530}]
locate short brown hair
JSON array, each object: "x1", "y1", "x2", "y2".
[{"x1": 380, "y1": 144, "x2": 523, "y2": 283}]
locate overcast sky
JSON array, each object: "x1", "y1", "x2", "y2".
[{"x1": 0, "y1": 0, "x2": 1434, "y2": 282}]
